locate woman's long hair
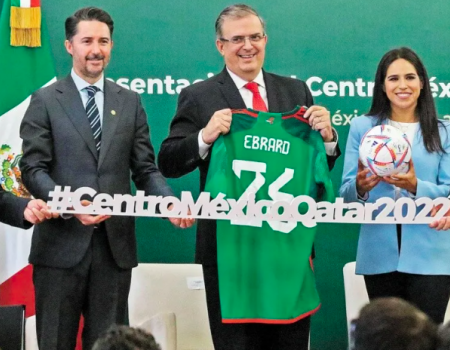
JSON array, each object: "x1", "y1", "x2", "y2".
[{"x1": 368, "y1": 47, "x2": 445, "y2": 153}]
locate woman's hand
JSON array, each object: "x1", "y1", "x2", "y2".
[
  {"x1": 356, "y1": 160, "x2": 381, "y2": 197},
  {"x1": 382, "y1": 159, "x2": 417, "y2": 194}
]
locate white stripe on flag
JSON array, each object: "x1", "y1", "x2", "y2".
[
  {"x1": 0, "y1": 96, "x2": 34, "y2": 284},
  {"x1": 0, "y1": 94, "x2": 31, "y2": 150},
  {"x1": 0, "y1": 78, "x2": 56, "y2": 284},
  {"x1": 0, "y1": 226, "x2": 33, "y2": 284},
  {"x1": 19, "y1": 0, "x2": 31, "y2": 8}
]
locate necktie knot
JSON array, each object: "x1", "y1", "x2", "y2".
[
  {"x1": 244, "y1": 82, "x2": 260, "y2": 94},
  {"x1": 244, "y1": 81, "x2": 267, "y2": 112},
  {"x1": 85, "y1": 86, "x2": 100, "y2": 98}
]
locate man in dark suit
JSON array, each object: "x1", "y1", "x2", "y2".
[
  {"x1": 158, "y1": 4, "x2": 340, "y2": 350},
  {"x1": 19, "y1": 7, "x2": 193, "y2": 350},
  {"x1": 0, "y1": 188, "x2": 55, "y2": 228}
]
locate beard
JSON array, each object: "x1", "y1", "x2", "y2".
[{"x1": 83, "y1": 55, "x2": 109, "y2": 78}]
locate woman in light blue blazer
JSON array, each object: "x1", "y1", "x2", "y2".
[{"x1": 340, "y1": 47, "x2": 450, "y2": 323}]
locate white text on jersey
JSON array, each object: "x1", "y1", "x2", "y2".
[{"x1": 244, "y1": 135, "x2": 290, "y2": 155}]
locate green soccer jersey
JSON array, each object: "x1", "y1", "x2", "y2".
[{"x1": 204, "y1": 106, "x2": 335, "y2": 324}]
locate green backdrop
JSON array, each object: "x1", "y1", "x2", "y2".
[{"x1": 25, "y1": 0, "x2": 450, "y2": 348}]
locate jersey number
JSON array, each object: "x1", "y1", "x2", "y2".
[{"x1": 232, "y1": 160, "x2": 296, "y2": 234}]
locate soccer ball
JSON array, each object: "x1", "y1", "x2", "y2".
[{"x1": 359, "y1": 124, "x2": 412, "y2": 177}]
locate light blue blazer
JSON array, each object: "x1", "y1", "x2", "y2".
[{"x1": 340, "y1": 115, "x2": 450, "y2": 275}]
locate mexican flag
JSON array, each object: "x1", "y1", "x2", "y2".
[{"x1": 0, "y1": 0, "x2": 55, "y2": 337}]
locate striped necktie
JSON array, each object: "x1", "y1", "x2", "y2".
[{"x1": 84, "y1": 86, "x2": 102, "y2": 152}]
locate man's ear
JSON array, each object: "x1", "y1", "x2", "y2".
[
  {"x1": 216, "y1": 39, "x2": 224, "y2": 56},
  {"x1": 64, "y1": 39, "x2": 73, "y2": 56}
]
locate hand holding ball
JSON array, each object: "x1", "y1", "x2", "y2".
[{"x1": 359, "y1": 125, "x2": 411, "y2": 177}]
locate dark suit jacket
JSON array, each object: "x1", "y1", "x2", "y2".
[
  {"x1": 158, "y1": 68, "x2": 340, "y2": 265},
  {"x1": 0, "y1": 187, "x2": 31, "y2": 229},
  {"x1": 20, "y1": 75, "x2": 173, "y2": 269}
]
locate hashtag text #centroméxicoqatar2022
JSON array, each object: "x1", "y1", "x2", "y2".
[{"x1": 46, "y1": 186, "x2": 450, "y2": 228}]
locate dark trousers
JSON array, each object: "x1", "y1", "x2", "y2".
[
  {"x1": 364, "y1": 272, "x2": 450, "y2": 324},
  {"x1": 33, "y1": 226, "x2": 132, "y2": 350},
  {"x1": 364, "y1": 225, "x2": 450, "y2": 324},
  {"x1": 203, "y1": 264, "x2": 310, "y2": 350}
]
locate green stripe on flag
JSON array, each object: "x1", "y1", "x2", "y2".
[
  {"x1": 0, "y1": 0, "x2": 55, "y2": 116},
  {"x1": 10, "y1": 0, "x2": 20, "y2": 8}
]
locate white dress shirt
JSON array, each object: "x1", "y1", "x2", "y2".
[{"x1": 71, "y1": 69, "x2": 105, "y2": 126}]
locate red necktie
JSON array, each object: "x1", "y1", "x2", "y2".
[{"x1": 244, "y1": 82, "x2": 268, "y2": 112}]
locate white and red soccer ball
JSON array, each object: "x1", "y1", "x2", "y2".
[{"x1": 359, "y1": 124, "x2": 412, "y2": 177}]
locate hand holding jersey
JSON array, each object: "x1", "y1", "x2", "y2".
[
  {"x1": 204, "y1": 104, "x2": 334, "y2": 147},
  {"x1": 304, "y1": 105, "x2": 334, "y2": 142},
  {"x1": 202, "y1": 108, "x2": 233, "y2": 144}
]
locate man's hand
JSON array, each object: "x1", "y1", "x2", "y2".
[
  {"x1": 74, "y1": 200, "x2": 111, "y2": 226},
  {"x1": 304, "y1": 105, "x2": 334, "y2": 142},
  {"x1": 169, "y1": 216, "x2": 196, "y2": 229},
  {"x1": 24, "y1": 199, "x2": 59, "y2": 225},
  {"x1": 167, "y1": 205, "x2": 195, "y2": 228},
  {"x1": 202, "y1": 109, "x2": 232, "y2": 144}
]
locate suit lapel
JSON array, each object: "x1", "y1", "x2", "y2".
[
  {"x1": 217, "y1": 68, "x2": 246, "y2": 109},
  {"x1": 263, "y1": 70, "x2": 281, "y2": 112},
  {"x1": 56, "y1": 76, "x2": 98, "y2": 160},
  {"x1": 98, "y1": 80, "x2": 123, "y2": 169}
]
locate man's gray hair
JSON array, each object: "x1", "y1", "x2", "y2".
[{"x1": 215, "y1": 4, "x2": 266, "y2": 38}]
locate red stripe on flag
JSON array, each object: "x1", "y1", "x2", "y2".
[
  {"x1": 30, "y1": 0, "x2": 40, "y2": 7},
  {"x1": 0, "y1": 264, "x2": 35, "y2": 317},
  {"x1": 0, "y1": 264, "x2": 83, "y2": 349}
]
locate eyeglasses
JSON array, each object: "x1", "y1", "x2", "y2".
[{"x1": 219, "y1": 33, "x2": 266, "y2": 45}]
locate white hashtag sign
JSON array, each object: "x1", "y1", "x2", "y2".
[
  {"x1": 46, "y1": 186, "x2": 450, "y2": 227},
  {"x1": 48, "y1": 186, "x2": 74, "y2": 212}
]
